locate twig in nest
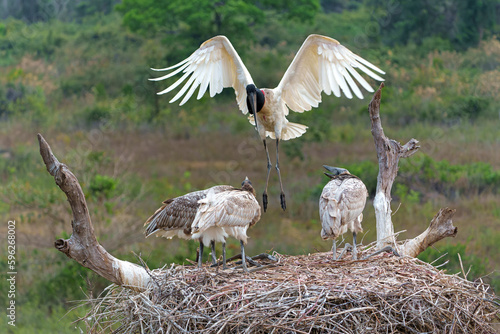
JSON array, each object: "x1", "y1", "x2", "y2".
[
  {"x1": 361, "y1": 245, "x2": 401, "y2": 260},
  {"x1": 211, "y1": 253, "x2": 278, "y2": 268}
]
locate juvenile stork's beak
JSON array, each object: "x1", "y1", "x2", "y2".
[
  {"x1": 241, "y1": 176, "x2": 252, "y2": 187},
  {"x1": 323, "y1": 165, "x2": 349, "y2": 178}
]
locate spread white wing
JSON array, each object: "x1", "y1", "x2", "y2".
[
  {"x1": 150, "y1": 35, "x2": 254, "y2": 114},
  {"x1": 277, "y1": 34, "x2": 385, "y2": 114},
  {"x1": 191, "y1": 190, "x2": 261, "y2": 234}
]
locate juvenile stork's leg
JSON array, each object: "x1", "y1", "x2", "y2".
[
  {"x1": 222, "y1": 242, "x2": 227, "y2": 269},
  {"x1": 240, "y1": 240, "x2": 249, "y2": 272},
  {"x1": 352, "y1": 232, "x2": 358, "y2": 260},
  {"x1": 262, "y1": 139, "x2": 272, "y2": 212},
  {"x1": 210, "y1": 240, "x2": 217, "y2": 265},
  {"x1": 198, "y1": 240, "x2": 204, "y2": 268},
  {"x1": 332, "y1": 240, "x2": 337, "y2": 260},
  {"x1": 275, "y1": 139, "x2": 286, "y2": 211}
]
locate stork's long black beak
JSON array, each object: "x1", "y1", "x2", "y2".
[
  {"x1": 246, "y1": 84, "x2": 260, "y2": 135},
  {"x1": 248, "y1": 90, "x2": 259, "y2": 134},
  {"x1": 323, "y1": 165, "x2": 349, "y2": 178}
]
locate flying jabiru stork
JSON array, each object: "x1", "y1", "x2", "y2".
[{"x1": 150, "y1": 34, "x2": 385, "y2": 212}]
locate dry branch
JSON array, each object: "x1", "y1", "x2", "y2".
[
  {"x1": 38, "y1": 134, "x2": 150, "y2": 291},
  {"x1": 369, "y1": 83, "x2": 420, "y2": 249},
  {"x1": 402, "y1": 207, "x2": 458, "y2": 257},
  {"x1": 369, "y1": 84, "x2": 457, "y2": 256}
]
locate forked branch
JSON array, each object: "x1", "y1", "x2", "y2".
[
  {"x1": 38, "y1": 134, "x2": 150, "y2": 291},
  {"x1": 368, "y1": 84, "x2": 457, "y2": 255}
]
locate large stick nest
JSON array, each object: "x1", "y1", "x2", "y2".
[{"x1": 81, "y1": 251, "x2": 499, "y2": 333}]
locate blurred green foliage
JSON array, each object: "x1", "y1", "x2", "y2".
[
  {"x1": 399, "y1": 154, "x2": 500, "y2": 198},
  {"x1": 116, "y1": 0, "x2": 319, "y2": 47},
  {"x1": 89, "y1": 174, "x2": 118, "y2": 199},
  {"x1": 367, "y1": 0, "x2": 498, "y2": 49}
]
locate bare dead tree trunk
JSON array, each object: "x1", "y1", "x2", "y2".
[
  {"x1": 369, "y1": 83, "x2": 420, "y2": 249},
  {"x1": 38, "y1": 134, "x2": 150, "y2": 291},
  {"x1": 368, "y1": 84, "x2": 457, "y2": 256}
]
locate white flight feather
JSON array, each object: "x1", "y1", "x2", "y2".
[
  {"x1": 197, "y1": 64, "x2": 211, "y2": 99},
  {"x1": 170, "y1": 74, "x2": 196, "y2": 104},
  {"x1": 157, "y1": 71, "x2": 190, "y2": 95},
  {"x1": 150, "y1": 55, "x2": 192, "y2": 72},
  {"x1": 149, "y1": 61, "x2": 190, "y2": 82},
  {"x1": 333, "y1": 62, "x2": 352, "y2": 99}
]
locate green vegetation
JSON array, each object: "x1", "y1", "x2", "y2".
[
  {"x1": 0, "y1": 1, "x2": 499, "y2": 332},
  {"x1": 368, "y1": 0, "x2": 498, "y2": 49}
]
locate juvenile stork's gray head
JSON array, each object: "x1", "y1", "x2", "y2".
[
  {"x1": 323, "y1": 165, "x2": 350, "y2": 179},
  {"x1": 241, "y1": 176, "x2": 256, "y2": 197}
]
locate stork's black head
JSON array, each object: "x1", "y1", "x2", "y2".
[{"x1": 246, "y1": 84, "x2": 265, "y2": 115}]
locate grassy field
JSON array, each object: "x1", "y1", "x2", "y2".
[{"x1": 0, "y1": 8, "x2": 499, "y2": 332}]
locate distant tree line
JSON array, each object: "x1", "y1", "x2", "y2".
[
  {"x1": 0, "y1": 0, "x2": 119, "y2": 22},
  {"x1": 367, "y1": 0, "x2": 499, "y2": 49},
  {"x1": 0, "y1": 0, "x2": 498, "y2": 49}
]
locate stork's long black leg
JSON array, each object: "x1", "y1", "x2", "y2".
[
  {"x1": 198, "y1": 240, "x2": 204, "y2": 268},
  {"x1": 222, "y1": 242, "x2": 227, "y2": 269},
  {"x1": 275, "y1": 139, "x2": 286, "y2": 211},
  {"x1": 240, "y1": 240, "x2": 248, "y2": 272},
  {"x1": 262, "y1": 139, "x2": 272, "y2": 212},
  {"x1": 210, "y1": 240, "x2": 217, "y2": 265}
]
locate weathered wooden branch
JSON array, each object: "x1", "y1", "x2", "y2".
[
  {"x1": 401, "y1": 207, "x2": 458, "y2": 257},
  {"x1": 369, "y1": 83, "x2": 419, "y2": 248},
  {"x1": 368, "y1": 84, "x2": 457, "y2": 256},
  {"x1": 38, "y1": 134, "x2": 150, "y2": 291}
]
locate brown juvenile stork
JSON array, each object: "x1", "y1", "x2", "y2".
[
  {"x1": 319, "y1": 166, "x2": 368, "y2": 260},
  {"x1": 191, "y1": 177, "x2": 261, "y2": 272},
  {"x1": 144, "y1": 185, "x2": 233, "y2": 268},
  {"x1": 150, "y1": 34, "x2": 384, "y2": 212}
]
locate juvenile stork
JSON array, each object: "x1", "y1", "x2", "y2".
[
  {"x1": 191, "y1": 177, "x2": 261, "y2": 272},
  {"x1": 144, "y1": 185, "x2": 233, "y2": 268},
  {"x1": 319, "y1": 166, "x2": 368, "y2": 260},
  {"x1": 150, "y1": 34, "x2": 384, "y2": 212}
]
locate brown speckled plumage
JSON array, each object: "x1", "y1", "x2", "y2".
[{"x1": 144, "y1": 186, "x2": 234, "y2": 238}]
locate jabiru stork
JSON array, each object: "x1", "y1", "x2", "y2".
[
  {"x1": 144, "y1": 185, "x2": 234, "y2": 268},
  {"x1": 150, "y1": 34, "x2": 384, "y2": 212},
  {"x1": 191, "y1": 177, "x2": 261, "y2": 272},
  {"x1": 319, "y1": 166, "x2": 368, "y2": 260}
]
